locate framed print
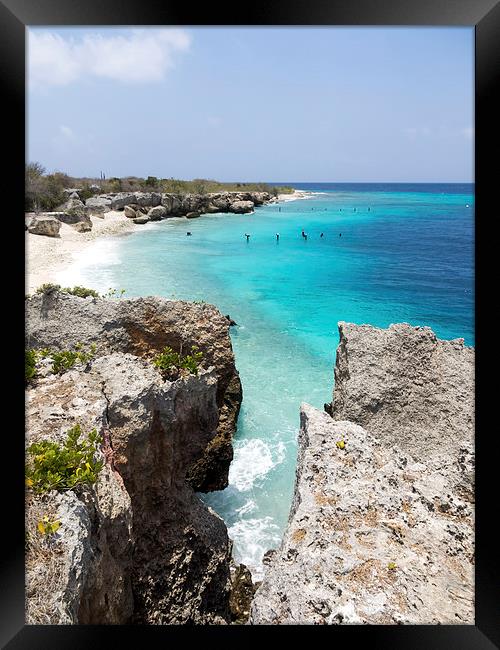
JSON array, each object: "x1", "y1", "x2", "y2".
[{"x1": 2, "y1": 0, "x2": 499, "y2": 646}]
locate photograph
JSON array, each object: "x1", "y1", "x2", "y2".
[{"x1": 3, "y1": 1, "x2": 494, "y2": 642}]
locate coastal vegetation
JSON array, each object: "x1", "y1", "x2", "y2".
[
  {"x1": 153, "y1": 345, "x2": 204, "y2": 379},
  {"x1": 34, "y1": 284, "x2": 123, "y2": 300},
  {"x1": 25, "y1": 162, "x2": 293, "y2": 212},
  {"x1": 25, "y1": 343, "x2": 96, "y2": 382},
  {"x1": 25, "y1": 424, "x2": 103, "y2": 494}
]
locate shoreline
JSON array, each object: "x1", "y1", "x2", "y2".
[{"x1": 26, "y1": 190, "x2": 313, "y2": 293}]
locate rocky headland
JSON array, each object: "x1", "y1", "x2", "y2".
[
  {"x1": 26, "y1": 189, "x2": 282, "y2": 237},
  {"x1": 250, "y1": 322, "x2": 474, "y2": 624},
  {"x1": 25, "y1": 292, "x2": 242, "y2": 624}
]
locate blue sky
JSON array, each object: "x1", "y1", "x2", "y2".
[{"x1": 27, "y1": 27, "x2": 474, "y2": 182}]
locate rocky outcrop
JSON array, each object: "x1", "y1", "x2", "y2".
[
  {"x1": 28, "y1": 215, "x2": 61, "y2": 237},
  {"x1": 85, "y1": 196, "x2": 113, "y2": 215},
  {"x1": 58, "y1": 198, "x2": 93, "y2": 231},
  {"x1": 329, "y1": 322, "x2": 474, "y2": 494},
  {"x1": 133, "y1": 215, "x2": 149, "y2": 225},
  {"x1": 251, "y1": 323, "x2": 474, "y2": 625},
  {"x1": 25, "y1": 352, "x2": 232, "y2": 624},
  {"x1": 228, "y1": 200, "x2": 254, "y2": 214},
  {"x1": 229, "y1": 563, "x2": 257, "y2": 624},
  {"x1": 84, "y1": 190, "x2": 274, "y2": 220},
  {"x1": 148, "y1": 205, "x2": 167, "y2": 221},
  {"x1": 25, "y1": 293, "x2": 242, "y2": 492}
]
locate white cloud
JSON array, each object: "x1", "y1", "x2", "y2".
[
  {"x1": 59, "y1": 125, "x2": 75, "y2": 140},
  {"x1": 461, "y1": 126, "x2": 474, "y2": 140},
  {"x1": 28, "y1": 28, "x2": 191, "y2": 88}
]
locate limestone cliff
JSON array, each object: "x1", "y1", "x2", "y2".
[
  {"x1": 25, "y1": 293, "x2": 241, "y2": 624},
  {"x1": 25, "y1": 293, "x2": 242, "y2": 491},
  {"x1": 250, "y1": 323, "x2": 474, "y2": 625}
]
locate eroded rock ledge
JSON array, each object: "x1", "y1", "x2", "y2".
[
  {"x1": 26, "y1": 293, "x2": 242, "y2": 491},
  {"x1": 250, "y1": 323, "x2": 474, "y2": 624},
  {"x1": 25, "y1": 294, "x2": 243, "y2": 624}
]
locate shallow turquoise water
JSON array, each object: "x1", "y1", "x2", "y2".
[{"x1": 70, "y1": 184, "x2": 474, "y2": 578}]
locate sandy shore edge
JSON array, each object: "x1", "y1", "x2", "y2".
[{"x1": 26, "y1": 190, "x2": 314, "y2": 293}]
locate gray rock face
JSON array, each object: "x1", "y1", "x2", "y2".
[
  {"x1": 25, "y1": 352, "x2": 232, "y2": 624},
  {"x1": 133, "y1": 215, "x2": 150, "y2": 224},
  {"x1": 134, "y1": 192, "x2": 153, "y2": 207},
  {"x1": 56, "y1": 198, "x2": 93, "y2": 231},
  {"x1": 110, "y1": 193, "x2": 137, "y2": 210},
  {"x1": 25, "y1": 363, "x2": 133, "y2": 625},
  {"x1": 330, "y1": 322, "x2": 474, "y2": 493},
  {"x1": 250, "y1": 404, "x2": 474, "y2": 625},
  {"x1": 28, "y1": 215, "x2": 61, "y2": 237},
  {"x1": 25, "y1": 293, "x2": 242, "y2": 492},
  {"x1": 124, "y1": 205, "x2": 137, "y2": 218},
  {"x1": 82, "y1": 191, "x2": 272, "y2": 218},
  {"x1": 85, "y1": 196, "x2": 113, "y2": 214},
  {"x1": 228, "y1": 200, "x2": 254, "y2": 214},
  {"x1": 251, "y1": 323, "x2": 475, "y2": 625},
  {"x1": 147, "y1": 205, "x2": 167, "y2": 220}
]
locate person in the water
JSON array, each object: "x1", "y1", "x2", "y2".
[
  {"x1": 301, "y1": 229, "x2": 305, "y2": 238},
  {"x1": 245, "y1": 233, "x2": 250, "y2": 242},
  {"x1": 304, "y1": 233, "x2": 308, "y2": 240},
  {"x1": 186, "y1": 232, "x2": 192, "y2": 236},
  {"x1": 276, "y1": 233, "x2": 280, "y2": 241},
  {"x1": 339, "y1": 233, "x2": 342, "y2": 237},
  {"x1": 320, "y1": 232, "x2": 324, "y2": 238}
]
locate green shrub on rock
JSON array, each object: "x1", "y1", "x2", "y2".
[
  {"x1": 25, "y1": 424, "x2": 103, "y2": 494},
  {"x1": 153, "y1": 345, "x2": 203, "y2": 379},
  {"x1": 50, "y1": 343, "x2": 96, "y2": 374},
  {"x1": 35, "y1": 283, "x2": 61, "y2": 295},
  {"x1": 62, "y1": 286, "x2": 99, "y2": 298}
]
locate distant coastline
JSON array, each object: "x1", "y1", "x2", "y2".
[{"x1": 26, "y1": 189, "x2": 312, "y2": 294}]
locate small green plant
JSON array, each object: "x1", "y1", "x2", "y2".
[
  {"x1": 153, "y1": 345, "x2": 203, "y2": 379},
  {"x1": 49, "y1": 343, "x2": 96, "y2": 374},
  {"x1": 181, "y1": 345, "x2": 203, "y2": 374},
  {"x1": 25, "y1": 344, "x2": 95, "y2": 381},
  {"x1": 25, "y1": 349, "x2": 38, "y2": 383},
  {"x1": 102, "y1": 288, "x2": 126, "y2": 299},
  {"x1": 37, "y1": 515, "x2": 61, "y2": 536},
  {"x1": 25, "y1": 424, "x2": 103, "y2": 494},
  {"x1": 36, "y1": 283, "x2": 61, "y2": 295},
  {"x1": 62, "y1": 286, "x2": 100, "y2": 298}
]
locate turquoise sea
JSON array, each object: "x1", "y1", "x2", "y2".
[{"x1": 69, "y1": 183, "x2": 474, "y2": 578}]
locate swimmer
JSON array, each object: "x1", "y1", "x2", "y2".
[
  {"x1": 245, "y1": 233, "x2": 250, "y2": 242},
  {"x1": 186, "y1": 232, "x2": 192, "y2": 236},
  {"x1": 339, "y1": 233, "x2": 342, "y2": 237},
  {"x1": 276, "y1": 233, "x2": 280, "y2": 241}
]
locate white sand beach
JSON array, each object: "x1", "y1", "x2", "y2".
[
  {"x1": 25, "y1": 190, "x2": 311, "y2": 294},
  {"x1": 25, "y1": 211, "x2": 142, "y2": 294}
]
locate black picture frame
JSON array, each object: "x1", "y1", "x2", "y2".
[{"x1": 3, "y1": 0, "x2": 499, "y2": 646}]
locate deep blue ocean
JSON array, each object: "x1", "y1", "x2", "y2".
[{"x1": 69, "y1": 183, "x2": 474, "y2": 577}]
